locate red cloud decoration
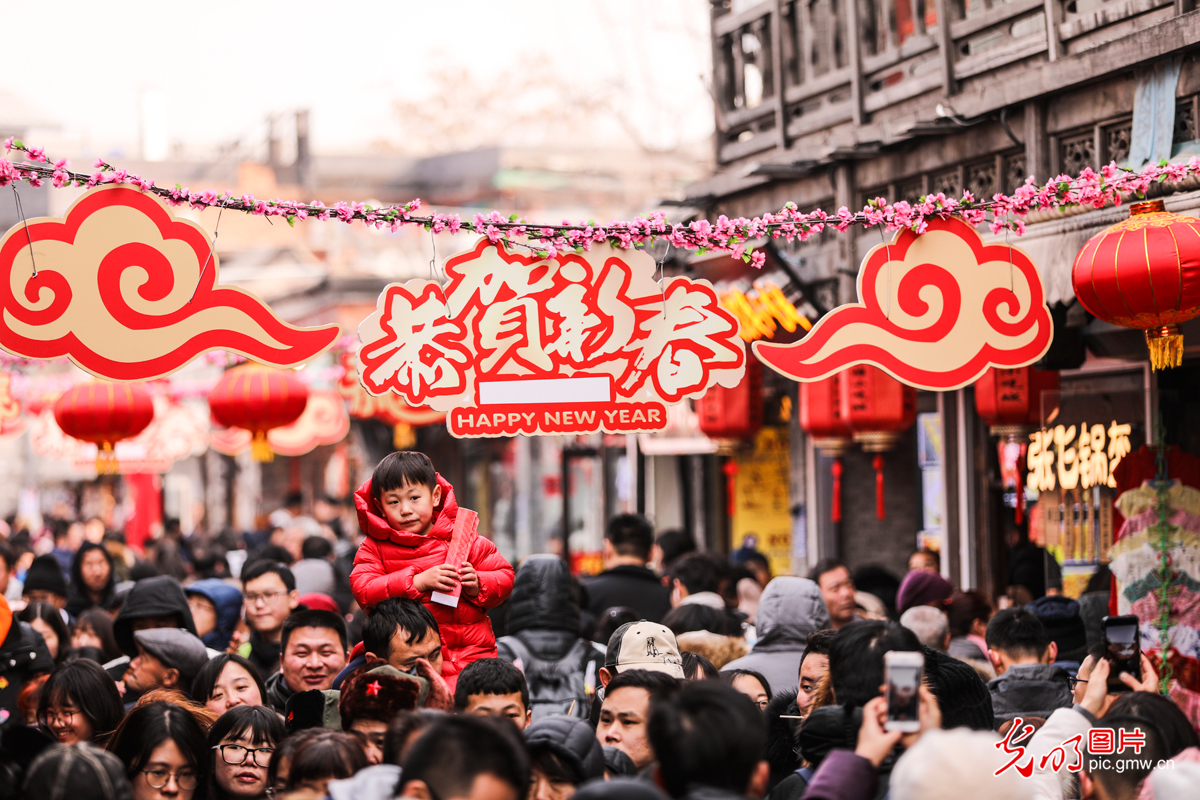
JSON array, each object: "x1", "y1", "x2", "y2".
[
  {"x1": 0, "y1": 185, "x2": 340, "y2": 380},
  {"x1": 753, "y1": 217, "x2": 1052, "y2": 391}
]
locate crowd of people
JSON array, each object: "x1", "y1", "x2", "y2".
[{"x1": 0, "y1": 449, "x2": 1196, "y2": 800}]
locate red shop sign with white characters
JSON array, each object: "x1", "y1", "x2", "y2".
[
  {"x1": 357, "y1": 239, "x2": 746, "y2": 438},
  {"x1": 753, "y1": 216, "x2": 1053, "y2": 391},
  {"x1": 0, "y1": 185, "x2": 340, "y2": 381}
]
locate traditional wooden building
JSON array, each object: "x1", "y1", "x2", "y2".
[{"x1": 686, "y1": 0, "x2": 1200, "y2": 597}]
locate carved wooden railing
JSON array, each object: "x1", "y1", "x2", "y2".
[{"x1": 711, "y1": 0, "x2": 1181, "y2": 165}]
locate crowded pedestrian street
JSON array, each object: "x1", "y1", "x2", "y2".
[{"x1": 1, "y1": 2, "x2": 1200, "y2": 799}]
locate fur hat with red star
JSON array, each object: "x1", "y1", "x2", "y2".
[{"x1": 338, "y1": 666, "x2": 427, "y2": 731}]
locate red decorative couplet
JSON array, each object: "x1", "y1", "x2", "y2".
[
  {"x1": 0, "y1": 185, "x2": 340, "y2": 381},
  {"x1": 431, "y1": 509, "x2": 479, "y2": 608},
  {"x1": 753, "y1": 217, "x2": 1052, "y2": 391},
  {"x1": 357, "y1": 239, "x2": 746, "y2": 438}
]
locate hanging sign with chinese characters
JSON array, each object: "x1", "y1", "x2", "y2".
[
  {"x1": 1027, "y1": 422, "x2": 1133, "y2": 492},
  {"x1": 753, "y1": 217, "x2": 1053, "y2": 391},
  {"x1": 357, "y1": 239, "x2": 746, "y2": 438}
]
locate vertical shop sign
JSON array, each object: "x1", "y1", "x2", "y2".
[{"x1": 730, "y1": 427, "x2": 793, "y2": 576}]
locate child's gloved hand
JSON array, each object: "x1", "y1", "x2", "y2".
[
  {"x1": 414, "y1": 564, "x2": 459, "y2": 594},
  {"x1": 458, "y1": 562, "x2": 480, "y2": 597}
]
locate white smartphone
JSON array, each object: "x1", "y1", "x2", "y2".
[{"x1": 883, "y1": 650, "x2": 924, "y2": 733}]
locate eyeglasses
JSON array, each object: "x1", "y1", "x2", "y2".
[
  {"x1": 245, "y1": 591, "x2": 286, "y2": 605},
  {"x1": 213, "y1": 743, "x2": 275, "y2": 767},
  {"x1": 45, "y1": 708, "x2": 78, "y2": 726},
  {"x1": 142, "y1": 768, "x2": 199, "y2": 790},
  {"x1": 1068, "y1": 676, "x2": 1089, "y2": 689}
]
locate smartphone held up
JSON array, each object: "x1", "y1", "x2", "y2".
[
  {"x1": 1102, "y1": 615, "x2": 1142, "y2": 692},
  {"x1": 884, "y1": 650, "x2": 924, "y2": 733}
]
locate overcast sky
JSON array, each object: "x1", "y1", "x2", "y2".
[{"x1": 11, "y1": 0, "x2": 714, "y2": 157}]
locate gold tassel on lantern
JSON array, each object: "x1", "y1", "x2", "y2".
[
  {"x1": 96, "y1": 442, "x2": 119, "y2": 475},
  {"x1": 251, "y1": 431, "x2": 274, "y2": 462},
  {"x1": 393, "y1": 423, "x2": 416, "y2": 450},
  {"x1": 1145, "y1": 325, "x2": 1185, "y2": 370}
]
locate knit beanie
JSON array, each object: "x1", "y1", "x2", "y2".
[
  {"x1": 23, "y1": 555, "x2": 68, "y2": 598},
  {"x1": 896, "y1": 570, "x2": 954, "y2": 614}
]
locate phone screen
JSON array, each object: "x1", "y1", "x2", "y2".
[
  {"x1": 887, "y1": 663, "x2": 921, "y2": 724},
  {"x1": 1104, "y1": 618, "x2": 1141, "y2": 692}
]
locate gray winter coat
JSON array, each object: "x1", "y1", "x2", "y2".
[
  {"x1": 988, "y1": 662, "x2": 1073, "y2": 726},
  {"x1": 720, "y1": 577, "x2": 830, "y2": 696}
]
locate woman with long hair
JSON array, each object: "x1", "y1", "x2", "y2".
[
  {"x1": 66, "y1": 541, "x2": 117, "y2": 618},
  {"x1": 107, "y1": 701, "x2": 210, "y2": 800},
  {"x1": 37, "y1": 658, "x2": 124, "y2": 745},
  {"x1": 208, "y1": 705, "x2": 284, "y2": 800},
  {"x1": 71, "y1": 607, "x2": 124, "y2": 663},
  {"x1": 191, "y1": 654, "x2": 266, "y2": 718},
  {"x1": 19, "y1": 600, "x2": 70, "y2": 663}
]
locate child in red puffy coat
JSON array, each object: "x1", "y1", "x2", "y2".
[{"x1": 349, "y1": 451, "x2": 514, "y2": 688}]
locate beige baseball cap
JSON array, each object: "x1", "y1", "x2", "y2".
[{"x1": 604, "y1": 621, "x2": 684, "y2": 679}]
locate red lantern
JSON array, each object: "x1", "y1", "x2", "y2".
[
  {"x1": 697, "y1": 359, "x2": 763, "y2": 440},
  {"x1": 975, "y1": 365, "x2": 1058, "y2": 524},
  {"x1": 208, "y1": 363, "x2": 308, "y2": 461},
  {"x1": 974, "y1": 366, "x2": 1061, "y2": 435},
  {"x1": 54, "y1": 381, "x2": 154, "y2": 474},
  {"x1": 1072, "y1": 199, "x2": 1200, "y2": 369},
  {"x1": 800, "y1": 373, "x2": 853, "y2": 522},
  {"x1": 839, "y1": 365, "x2": 916, "y2": 520}
]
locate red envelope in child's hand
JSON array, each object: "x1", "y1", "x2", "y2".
[{"x1": 431, "y1": 509, "x2": 478, "y2": 608}]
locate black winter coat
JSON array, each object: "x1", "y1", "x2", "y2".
[
  {"x1": 583, "y1": 565, "x2": 671, "y2": 627},
  {"x1": 497, "y1": 555, "x2": 602, "y2": 721},
  {"x1": 0, "y1": 620, "x2": 54, "y2": 728}
]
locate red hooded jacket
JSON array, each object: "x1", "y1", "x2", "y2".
[{"x1": 350, "y1": 474, "x2": 514, "y2": 686}]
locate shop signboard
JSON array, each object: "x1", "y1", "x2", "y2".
[
  {"x1": 357, "y1": 239, "x2": 746, "y2": 438},
  {"x1": 719, "y1": 281, "x2": 811, "y2": 342},
  {"x1": 1024, "y1": 371, "x2": 1146, "y2": 592}
]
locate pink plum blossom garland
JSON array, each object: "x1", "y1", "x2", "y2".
[{"x1": 2, "y1": 138, "x2": 1197, "y2": 269}]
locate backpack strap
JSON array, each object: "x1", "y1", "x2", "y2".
[{"x1": 497, "y1": 635, "x2": 533, "y2": 670}]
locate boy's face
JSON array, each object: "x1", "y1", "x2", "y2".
[
  {"x1": 462, "y1": 692, "x2": 531, "y2": 730},
  {"x1": 380, "y1": 480, "x2": 443, "y2": 535}
]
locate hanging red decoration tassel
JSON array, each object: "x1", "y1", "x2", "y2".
[
  {"x1": 873, "y1": 454, "x2": 886, "y2": 520},
  {"x1": 723, "y1": 460, "x2": 738, "y2": 519},
  {"x1": 1015, "y1": 442, "x2": 1027, "y2": 524},
  {"x1": 831, "y1": 459, "x2": 843, "y2": 523}
]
